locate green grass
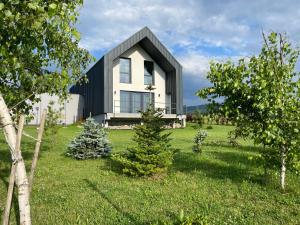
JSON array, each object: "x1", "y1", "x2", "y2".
[{"x1": 0, "y1": 124, "x2": 299, "y2": 225}]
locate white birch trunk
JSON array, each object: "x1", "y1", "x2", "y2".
[
  {"x1": 280, "y1": 146, "x2": 286, "y2": 190},
  {"x1": 2, "y1": 115, "x2": 25, "y2": 225},
  {"x1": 0, "y1": 94, "x2": 31, "y2": 225}
]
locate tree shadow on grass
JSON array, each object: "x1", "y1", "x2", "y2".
[
  {"x1": 204, "y1": 141, "x2": 263, "y2": 154},
  {"x1": 208, "y1": 150, "x2": 257, "y2": 167},
  {"x1": 0, "y1": 135, "x2": 51, "y2": 165},
  {"x1": 172, "y1": 151, "x2": 264, "y2": 185},
  {"x1": 101, "y1": 157, "x2": 125, "y2": 175},
  {"x1": 83, "y1": 179, "x2": 142, "y2": 225}
]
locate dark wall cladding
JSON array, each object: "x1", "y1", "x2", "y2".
[{"x1": 70, "y1": 57, "x2": 105, "y2": 117}]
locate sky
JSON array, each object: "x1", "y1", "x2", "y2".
[{"x1": 76, "y1": 0, "x2": 300, "y2": 106}]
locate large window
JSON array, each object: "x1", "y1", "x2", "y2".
[
  {"x1": 120, "y1": 91, "x2": 131, "y2": 113},
  {"x1": 120, "y1": 91, "x2": 154, "y2": 113},
  {"x1": 144, "y1": 61, "x2": 154, "y2": 85},
  {"x1": 120, "y1": 58, "x2": 131, "y2": 83}
]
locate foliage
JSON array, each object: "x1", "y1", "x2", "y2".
[
  {"x1": 206, "y1": 125, "x2": 213, "y2": 129},
  {"x1": 45, "y1": 101, "x2": 62, "y2": 137},
  {"x1": 153, "y1": 210, "x2": 208, "y2": 225},
  {"x1": 192, "y1": 130, "x2": 208, "y2": 154},
  {"x1": 227, "y1": 130, "x2": 240, "y2": 147},
  {"x1": 0, "y1": 0, "x2": 93, "y2": 113},
  {"x1": 191, "y1": 109, "x2": 204, "y2": 128},
  {"x1": 198, "y1": 32, "x2": 300, "y2": 188},
  {"x1": 186, "y1": 113, "x2": 193, "y2": 122},
  {"x1": 176, "y1": 210, "x2": 208, "y2": 225},
  {"x1": 112, "y1": 106, "x2": 175, "y2": 176},
  {"x1": 66, "y1": 117, "x2": 111, "y2": 159}
]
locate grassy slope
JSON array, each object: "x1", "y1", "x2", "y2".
[{"x1": 0, "y1": 125, "x2": 299, "y2": 225}]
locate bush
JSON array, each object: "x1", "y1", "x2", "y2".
[
  {"x1": 186, "y1": 113, "x2": 193, "y2": 122},
  {"x1": 112, "y1": 106, "x2": 175, "y2": 176},
  {"x1": 66, "y1": 117, "x2": 111, "y2": 159},
  {"x1": 192, "y1": 109, "x2": 204, "y2": 127},
  {"x1": 45, "y1": 100, "x2": 63, "y2": 148},
  {"x1": 192, "y1": 129, "x2": 208, "y2": 154},
  {"x1": 206, "y1": 125, "x2": 213, "y2": 129}
]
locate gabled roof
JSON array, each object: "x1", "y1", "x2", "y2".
[{"x1": 104, "y1": 26, "x2": 181, "y2": 73}]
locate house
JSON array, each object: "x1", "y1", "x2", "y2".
[{"x1": 70, "y1": 27, "x2": 185, "y2": 127}]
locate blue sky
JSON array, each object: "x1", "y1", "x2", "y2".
[{"x1": 77, "y1": 0, "x2": 300, "y2": 106}]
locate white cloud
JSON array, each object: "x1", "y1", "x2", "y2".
[
  {"x1": 78, "y1": 0, "x2": 300, "y2": 56},
  {"x1": 178, "y1": 53, "x2": 210, "y2": 78},
  {"x1": 76, "y1": 0, "x2": 300, "y2": 106}
]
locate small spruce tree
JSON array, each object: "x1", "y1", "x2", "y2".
[
  {"x1": 66, "y1": 117, "x2": 111, "y2": 159},
  {"x1": 112, "y1": 106, "x2": 175, "y2": 176},
  {"x1": 44, "y1": 101, "x2": 63, "y2": 148},
  {"x1": 192, "y1": 129, "x2": 207, "y2": 154}
]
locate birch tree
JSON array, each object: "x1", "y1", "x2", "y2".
[
  {"x1": 0, "y1": 1, "x2": 92, "y2": 224},
  {"x1": 198, "y1": 32, "x2": 300, "y2": 190}
]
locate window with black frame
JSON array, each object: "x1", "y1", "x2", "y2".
[
  {"x1": 120, "y1": 58, "x2": 131, "y2": 83},
  {"x1": 144, "y1": 61, "x2": 154, "y2": 85}
]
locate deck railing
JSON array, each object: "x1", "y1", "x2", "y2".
[{"x1": 113, "y1": 100, "x2": 176, "y2": 114}]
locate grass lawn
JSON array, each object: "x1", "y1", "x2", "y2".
[{"x1": 0, "y1": 124, "x2": 299, "y2": 225}]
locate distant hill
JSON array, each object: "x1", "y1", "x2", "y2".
[{"x1": 184, "y1": 104, "x2": 208, "y2": 113}]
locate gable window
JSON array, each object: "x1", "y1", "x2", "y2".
[
  {"x1": 144, "y1": 61, "x2": 154, "y2": 85},
  {"x1": 120, "y1": 58, "x2": 131, "y2": 83}
]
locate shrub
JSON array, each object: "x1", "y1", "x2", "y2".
[
  {"x1": 45, "y1": 101, "x2": 63, "y2": 148},
  {"x1": 112, "y1": 106, "x2": 175, "y2": 176},
  {"x1": 192, "y1": 130, "x2": 208, "y2": 154},
  {"x1": 227, "y1": 130, "x2": 240, "y2": 147},
  {"x1": 192, "y1": 109, "x2": 204, "y2": 127},
  {"x1": 66, "y1": 117, "x2": 111, "y2": 159},
  {"x1": 186, "y1": 113, "x2": 193, "y2": 122},
  {"x1": 206, "y1": 125, "x2": 213, "y2": 129}
]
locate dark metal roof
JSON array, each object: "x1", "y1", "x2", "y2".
[{"x1": 105, "y1": 27, "x2": 182, "y2": 73}]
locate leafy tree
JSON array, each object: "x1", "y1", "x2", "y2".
[
  {"x1": 66, "y1": 117, "x2": 111, "y2": 159},
  {"x1": 198, "y1": 32, "x2": 300, "y2": 190},
  {"x1": 112, "y1": 107, "x2": 175, "y2": 177},
  {"x1": 0, "y1": 1, "x2": 92, "y2": 223}
]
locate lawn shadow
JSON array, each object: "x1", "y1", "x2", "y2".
[
  {"x1": 83, "y1": 179, "x2": 142, "y2": 225},
  {"x1": 208, "y1": 150, "x2": 257, "y2": 167},
  {"x1": 101, "y1": 157, "x2": 124, "y2": 175},
  {"x1": 204, "y1": 141, "x2": 263, "y2": 154},
  {"x1": 173, "y1": 151, "x2": 264, "y2": 185},
  {"x1": 0, "y1": 135, "x2": 51, "y2": 165}
]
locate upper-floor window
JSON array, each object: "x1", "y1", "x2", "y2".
[
  {"x1": 120, "y1": 58, "x2": 131, "y2": 83},
  {"x1": 144, "y1": 61, "x2": 154, "y2": 85}
]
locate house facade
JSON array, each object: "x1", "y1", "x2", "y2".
[{"x1": 70, "y1": 27, "x2": 185, "y2": 127}]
